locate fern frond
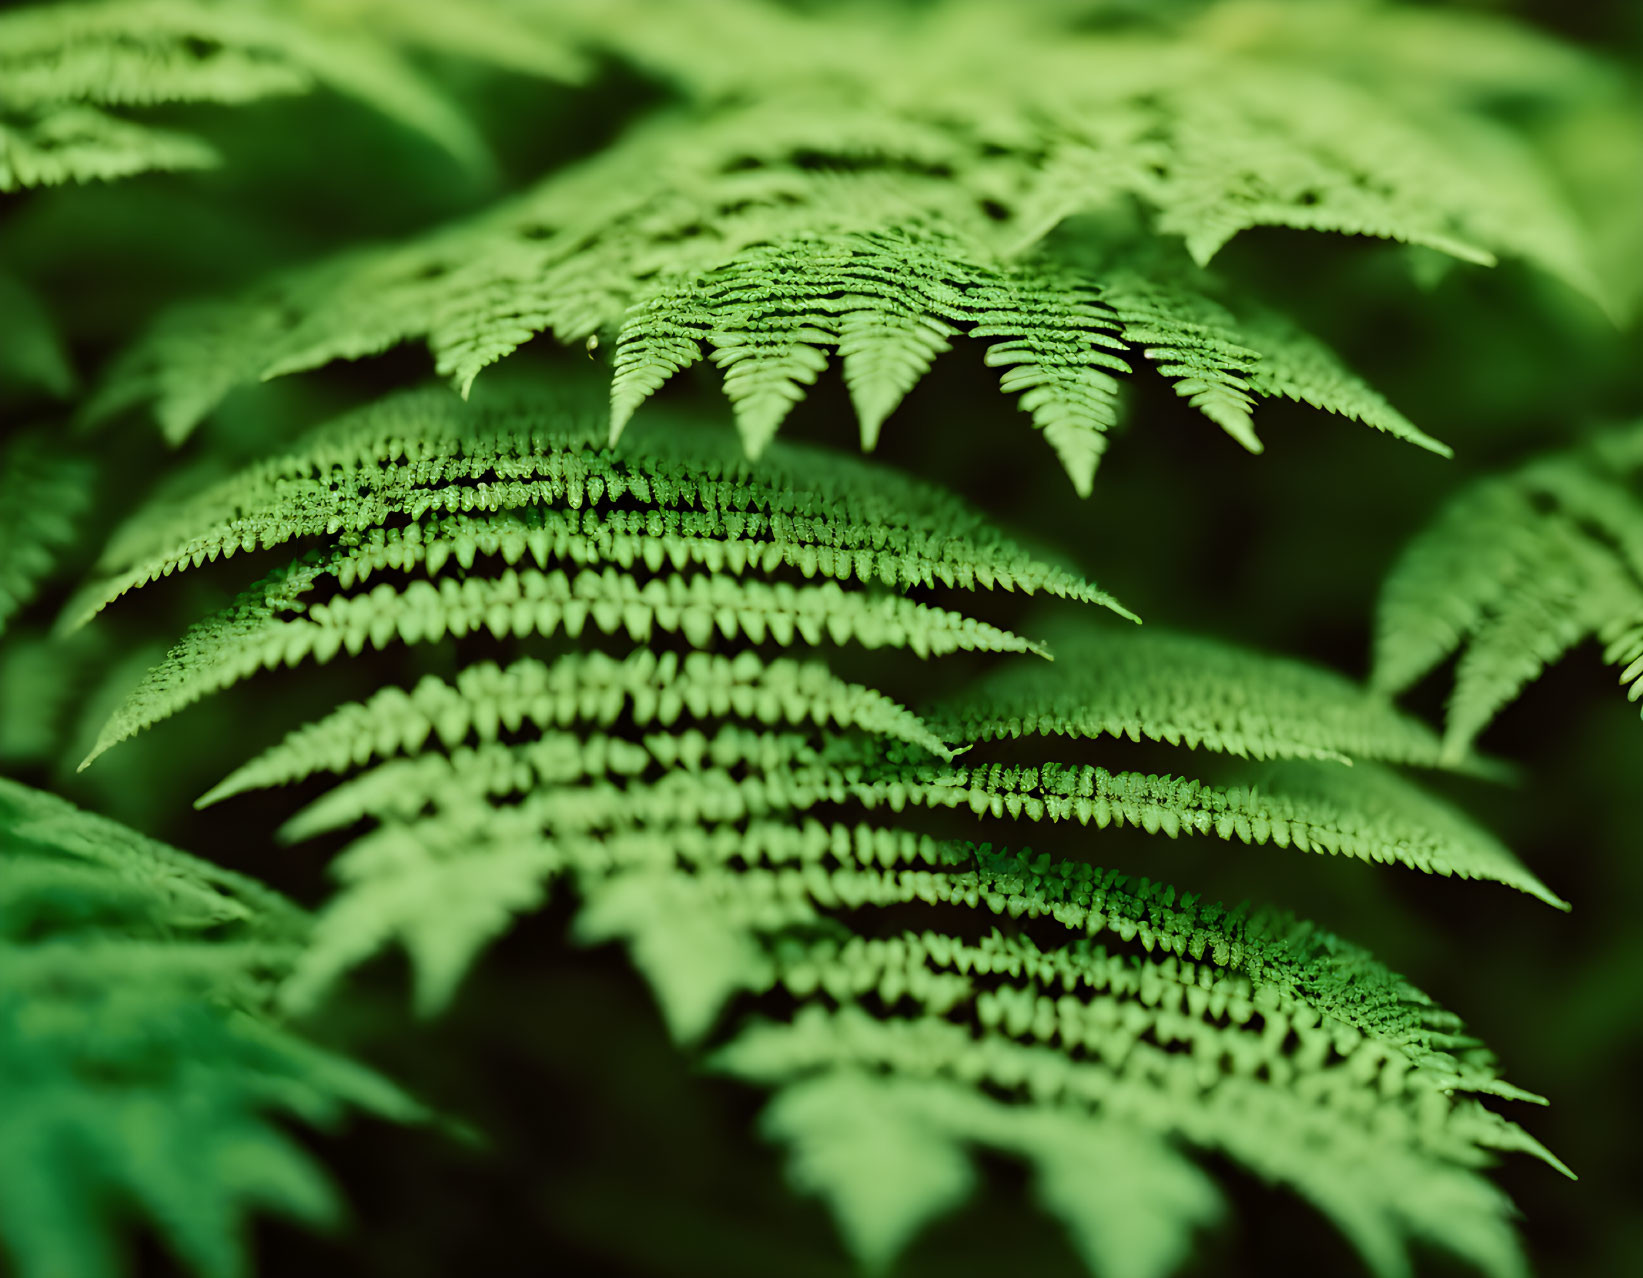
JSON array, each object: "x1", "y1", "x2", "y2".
[
  {"x1": 0, "y1": 773, "x2": 298, "y2": 934},
  {"x1": 599, "y1": 0, "x2": 1600, "y2": 288},
  {"x1": 1096, "y1": 264, "x2": 1264, "y2": 452},
  {"x1": 932, "y1": 624, "x2": 1456, "y2": 768},
  {"x1": 726, "y1": 1010, "x2": 1528, "y2": 1278},
  {"x1": 1235, "y1": 309, "x2": 1447, "y2": 453},
  {"x1": 0, "y1": 0, "x2": 587, "y2": 188},
  {"x1": 291, "y1": 768, "x2": 1555, "y2": 1275},
  {"x1": 278, "y1": 725, "x2": 832, "y2": 841},
  {"x1": 198, "y1": 648, "x2": 952, "y2": 807},
  {"x1": 0, "y1": 431, "x2": 93, "y2": 638},
  {"x1": 279, "y1": 712, "x2": 1557, "y2": 907},
  {"x1": 82, "y1": 549, "x2": 1043, "y2": 766},
  {"x1": 95, "y1": 194, "x2": 1436, "y2": 489},
  {"x1": 7, "y1": 1, "x2": 1613, "y2": 1273},
  {"x1": 0, "y1": 776, "x2": 421, "y2": 1278},
  {"x1": 0, "y1": 102, "x2": 217, "y2": 190},
  {"x1": 80, "y1": 381, "x2": 1560, "y2": 1278},
  {"x1": 700, "y1": 838, "x2": 1554, "y2": 1278},
  {"x1": 78, "y1": 385, "x2": 1137, "y2": 766},
  {"x1": 0, "y1": 0, "x2": 307, "y2": 110},
  {"x1": 612, "y1": 223, "x2": 1141, "y2": 486},
  {"x1": 73, "y1": 386, "x2": 1121, "y2": 623},
  {"x1": 871, "y1": 755, "x2": 1560, "y2": 906},
  {"x1": 232, "y1": 635, "x2": 1558, "y2": 1273},
  {"x1": 86, "y1": 0, "x2": 1602, "y2": 458},
  {"x1": 765, "y1": 1072, "x2": 1220, "y2": 1278},
  {"x1": 1374, "y1": 424, "x2": 1643, "y2": 757}
]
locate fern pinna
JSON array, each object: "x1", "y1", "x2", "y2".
[
  {"x1": 56, "y1": 383, "x2": 1562, "y2": 1278},
  {"x1": 1375, "y1": 422, "x2": 1643, "y2": 760},
  {"x1": 84, "y1": 0, "x2": 1599, "y2": 474},
  {"x1": 4, "y1": 0, "x2": 1637, "y2": 1275},
  {"x1": 0, "y1": 776, "x2": 423, "y2": 1278}
]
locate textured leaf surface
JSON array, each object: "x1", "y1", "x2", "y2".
[
  {"x1": 0, "y1": 431, "x2": 93, "y2": 638},
  {"x1": 933, "y1": 624, "x2": 1457, "y2": 767},
  {"x1": 86, "y1": 0, "x2": 1600, "y2": 451},
  {"x1": 0, "y1": 0, "x2": 586, "y2": 190},
  {"x1": 76, "y1": 380, "x2": 1561, "y2": 1278},
  {"x1": 1375, "y1": 423, "x2": 1643, "y2": 756}
]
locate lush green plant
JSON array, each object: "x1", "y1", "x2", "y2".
[{"x1": 3, "y1": 2, "x2": 1640, "y2": 1277}]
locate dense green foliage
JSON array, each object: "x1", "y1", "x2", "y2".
[
  {"x1": 3, "y1": 2, "x2": 1641, "y2": 1277},
  {"x1": 0, "y1": 777, "x2": 423, "y2": 1278}
]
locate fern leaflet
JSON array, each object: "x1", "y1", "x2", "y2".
[
  {"x1": 1374, "y1": 423, "x2": 1643, "y2": 757},
  {"x1": 71, "y1": 381, "x2": 1567, "y2": 1278},
  {"x1": 0, "y1": 775, "x2": 422, "y2": 1278}
]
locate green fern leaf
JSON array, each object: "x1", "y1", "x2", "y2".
[
  {"x1": 758, "y1": 1071, "x2": 979, "y2": 1274},
  {"x1": 96, "y1": 203, "x2": 1435, "y2": 491},
  {"x1": 4, "y1": 5, "x2": 1616, "y2": 1276},
  {"x1": 1374, "y1": 424, "x2": 1643, "y2": 756},
  {"x1": 78, "y1": 385, "x2": 1135, "y2": 765},
  {"x1": 574, "y1": 869, "x2": 771, "y2": 1043},
  {"x1": 0, "y1": 776, "x2": 421, "y2": 1278},
  {"x1": 197, "y1": 649, "x2": 952, "y2": 807},
  {"x1": 709, "y1": 840, "x2": 1555, "y2": 1278},
  {"x1": 873, "y1": 755, "x2": 1560, "y2": 906},
  {"x1": 76, "y1": 381, "x2": 1562, "y2": 1278},
  {"x1": 0, "y1": 103, "x2": 217, "y2": 190},
  {"x1": 0, "y1": 431, "x2": 93, "y2": 638},
  {"x1": 1026, "y1": 1114, "x2": 1222, "y2": 1278},
  {"x1": 81, "y1": 556, "x2": 1042, "y2": 766},
  {"x1": 0, "y1": 0, "x2": 587, "y2": 189},
  {"x1": 1236, "y1": 308, "x2": 1451, "y2": 455},
  {"x1": 72, "y1": 386, "x2": 1122, "y2": 624},
  {"x1": 1097, "y1": 265, "x2": 1263, "y2": 452},
  {"x1": 932, "y1": 624, "x2": 1460, "y2": 768},
  {"x1": 83, "y1": 0, "x2": 1605, "y2": 443}
]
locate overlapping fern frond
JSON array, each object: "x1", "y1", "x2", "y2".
[
  {"x1": 1375, "y1": 421, "x2": 1643, "y2": 759},
  {"x1": 88, "y1": 0, "x2": 1605, "y2": 481},
  {"x1": 72, "y1": 382, "x2": 1125, "y2": 760},
  {"x1": 0, "y1": 429, "x2": 92, "y2": 638},
  {"x1": 72, "y1": 382, "x2": 1566, "y2": 1278},
  {"x1": 8, "y1": 4, "x2": 1622, "y2": 1274},
  {"x1": 0, "y1": 775, "x2": 422, "y2": 1278},
  {"x1": 0, "y1": 0, "x2": 583, "y2": 191}
]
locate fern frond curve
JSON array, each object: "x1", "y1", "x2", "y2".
[
  {"x1": 86, "y1": 0, "x2": 1608, "y2": 464},
  {"x1": 77, "y1": 380, "x2": 1564, "y2": 1278},
  {"x1": 704, "y1": 837, "x2": 1557, "y2": 1278},
  {"x1": 0, "y1": 430, "x2": 93, "y2": 639},
  {"x1": 0, "y1": 776, "x2": 422, "y2": 1278},
  {"x1": 196, "y1": 649, "x2": 954, "y2": 808},
  {"x1": 0, "y1": 102, "x2": 218, "y2": 190},
  {"x1": 76, "y1": 386, "x2": 1134, "y2": 765},
  {"x1": 69, "y1": 385, "x2": 1125, "y2": 626},
  {"x1": 0, "y1": 0, "x2": 587, "y2": 191},
  {"x1": 94, "y1": 190, "x2": 1440, "y2": 490},
  {"x1": 932, "y1": 623, "x2": 1464, "y2": 768},
  {"x1": 866, "y1": 754, "x2": 1561, "y2": 908},
  {"x1": 80, "y1": 556, "x2": 1043, "y2": 768},
  {"x1": 5, "y1": 1, "x2": 1619, "y2": 1273},
  {"x1": 1374, "y1": 422, "x2": 1643, "y2": 758}
]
